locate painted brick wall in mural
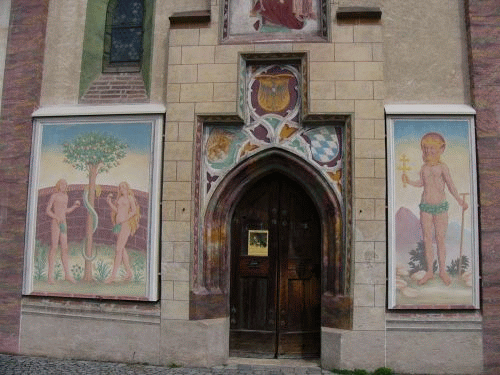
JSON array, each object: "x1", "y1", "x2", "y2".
[{"x1": 202, "y1": 64, "x2": 343, "y2": 210}]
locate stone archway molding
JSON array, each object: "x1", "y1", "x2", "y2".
[{"x1": 190, "y1": 147, "x2": 352, "y2": 330}]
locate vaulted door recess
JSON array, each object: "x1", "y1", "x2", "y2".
[{"x1": 230, "y1": 173, "x2": 321, "y2": 358}]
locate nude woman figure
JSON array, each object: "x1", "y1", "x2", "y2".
[
  {"x1": 105, "y1": 181, "x2": 140, "y2": 283},
  {"x1": 45, "y1": 179, "x2": 81, "y2": 284}
]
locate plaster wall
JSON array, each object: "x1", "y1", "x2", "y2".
[
  {"x1": 18, "y1": 0, "x2": 482, "y2": 373},
  {"x1": 20, "y1": 300, "x2": 160, "y2": 364},
  {"x1": 40, "y1": 0, "x2": 87, "y2": 106},
  {"x1": 0, "y1": 0, "x2": 11, "y2": 112},
  {"x1": 383, "y1": 0, "x2": 470, "y2": 104},
  {"x1": 386, "y1": 317, "x2": 483, "y2": 375},
  {"x1": 38, "y1": 0, "x2": 211, "y2": 106}
]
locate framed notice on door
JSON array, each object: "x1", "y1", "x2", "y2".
[{"x1": 248, "y1": 230, "x2": 269, "y2": 256}]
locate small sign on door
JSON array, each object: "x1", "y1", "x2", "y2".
[{"x1": 248, "y1": 230, "x2": 269, "y2": 256}]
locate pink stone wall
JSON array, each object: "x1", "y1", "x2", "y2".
[
  {"x1": 468, "y1": 1, "x2": 500, "y2": 373},
  {"x1": 0, "y1": 0, "x2": 49, "y2": 354}
]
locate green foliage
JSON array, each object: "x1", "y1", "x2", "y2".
[
  {"x1": 131, "y1": 252, "x2": 145, "y2": 282},
  {"x1": 94, "y1": 259, "x2": 111, "y2": 281},
  {"x1": 447, "y1": 255, "x2": 470, "y2": 276},
  {"x1": 330, "y1": 368, "x2": 393, "y2": 375},
  {"x1": 117, "y1": 252, "x2": 145, "y2": 282},
  {"x1": 373, "y1": 368, "x2": 394, "y2": 375},
  {"x1": 34, "y1": 241, "x2": 48, "y2": 280},
  {"x1": 62, "y1": 132, "x2": 127, "y2": 175},
  {"x1": 54, "y1": 263, "x2": 63, "y2": 281},
  {"x1": 408, "y1": 241, "x2": 437, "y2": 275},
  {"x1": 167, "y1": 362, "x2": 182, "y2": 368},
  {"x1": 71, "y1": 264, "x2": 84, "y2": 281},
  {"x1": 331, "y1": 370, "x2": 368, "y2": 375}
]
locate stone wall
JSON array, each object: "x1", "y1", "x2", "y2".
[
  {"x1": 468, "y1": 1, "x2": 500, "y2": 374},
  {"x1": 0, "y1": 0, "x2": 49, "y2": 353},
  {"x1": 0, "y1": 0, "x2": 490, "y2": 373},
  {"x1": 0, "y1": 0, "x2": 12, "y2": 111}
]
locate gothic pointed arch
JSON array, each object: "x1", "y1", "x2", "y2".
[{"x1": 190, "y1": 147, "x2": 352, "y2": 329}]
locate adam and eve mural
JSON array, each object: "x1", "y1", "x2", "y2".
[
  {"x1": 24, "y1": 116, "x2": 161, "y2": 300},
  {"x1": 387, "y1": 117, "x2": 479, "y2": 309}
]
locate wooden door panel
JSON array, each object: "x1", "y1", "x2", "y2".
[
  {"x1": 278, "y1": 331, "x2": 320, "y2": 358},
  {"x1": 286, "y1": 277, "x2": 321, "y2": 330},
  {"x1": 230, "y1": 173, "x2": 320, "y2": 358},
  {"x1": 238, "y1": 256, "x2": 270, "y2": 277},
  {"x1": 277, "y1": 176, "x2": 321, "y2": 358},
  {"x1": 229, "y1": 331, "x2": 276, "y2": 357},
  {"x1": 238, "y1": 277, "x2": 270, "y2": 330}
]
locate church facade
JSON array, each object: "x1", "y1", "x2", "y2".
[{"x1": 0, "y1": 1, "x2": 499, "y2": 374}]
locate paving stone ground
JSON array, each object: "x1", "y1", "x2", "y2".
[{"x1": 0, "y1": 354, "x2": 332, "y2": 375}]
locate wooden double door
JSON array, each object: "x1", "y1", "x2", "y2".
[{"x1": 230, "y1": 173, "x2": 321, "y2": 358}]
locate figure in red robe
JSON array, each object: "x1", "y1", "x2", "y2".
[{"x1": 251, "y1": 0, "x2": 316, "y2": 31}]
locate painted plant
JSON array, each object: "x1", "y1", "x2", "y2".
[
  {"x1": 388, "y1": 117, "x2": 479, "y2": 309},
  {"x1": 24, "y1": 117, "x2": 162, "y2": 301},
  {"x1": 63, "y1": 132, "x2": 127, "y2": 281}
]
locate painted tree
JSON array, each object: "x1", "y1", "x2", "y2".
[{"x1": 63, "y1": 132, "x2": 127, "y2": 281}]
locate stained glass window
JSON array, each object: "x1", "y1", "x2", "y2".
[{"x1": 104, "y1": 0, "x2": 144, "y2": 70}]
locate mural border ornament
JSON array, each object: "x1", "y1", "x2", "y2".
[
  {"x1": 386, "y1": 105, "x2": 479, "y2": 309},
  {"x1": 23, "y1": 114, "x2": 163, "y2": 301}
]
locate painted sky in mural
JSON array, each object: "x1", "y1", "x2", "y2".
[
  {"x1": 39, "y1": 122, "x2": 152, "y2": 191},
  {"x1": 24, "y1": 118, "x2": 160, "y2": 301},
  {"x1": 390, "y1": 118, "x2": 478, "y2": 308}
]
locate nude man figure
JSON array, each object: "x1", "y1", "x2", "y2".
[
  {"x1": 403, "y1": 133, "x2": 468, "y2": 286},
  {"x1": 45, "y1": 179, "x2": 81, "y2": 284},
  {"x1": 105, "y1": 181, "x2": 140, "y2": 283}
]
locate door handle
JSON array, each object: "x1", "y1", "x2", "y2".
[{"x1": 248, "y1": 260, "x2": 260, "y2": 268}]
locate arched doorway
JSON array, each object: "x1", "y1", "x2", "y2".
[
  {"x1": 190, "y1": 148, "x2": 353, "y2": 361},
  {"x1": 229, "y1": 173, "x2": 321, "y2": 358}
]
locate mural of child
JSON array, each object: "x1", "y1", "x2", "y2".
[
  {"x1": 402, "y1": 132, "x2": 468, "y2": 286},
  {"x1": 45, "y1": 179, "x2": 81, "y2": 284},
  {"x1": 105, "y1": 181, "x2": 140, "y2": 283}
]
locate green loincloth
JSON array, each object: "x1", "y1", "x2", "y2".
[
  {"x1": 419, "y1": 201, "x2": 449, "y2": 215},
  {"x1": 59, "y1": 222, "x2": 67, "y2": 234},
  {"x1": 112, "y1": 223, "x2": 122, "y2": 234}
]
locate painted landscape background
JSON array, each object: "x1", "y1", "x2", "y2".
[
  {"x1": 26, "y1": 121, "x2": 155, "y2": 300},
  {"x1": 392, "y1": 119, "x2": 477, "y2": 308}
]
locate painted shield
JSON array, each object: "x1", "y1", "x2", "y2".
[
  {"x1": 303, "y1": 128, "x2": 339, "y2": 164},
  {"x1": 255, "y1": 73, "x2": 294, "y2": 113}
]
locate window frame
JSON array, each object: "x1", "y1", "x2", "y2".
[{"x1": 102, "y1": 0, "x2": 145, "y2": 73}]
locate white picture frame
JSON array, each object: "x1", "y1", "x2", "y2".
[
  {"x1": 23, "y1": 114, "x2": 163, "y2": 301},
  {"x1": 386, "y1": 106, "x2": 479, "y2": 309}
]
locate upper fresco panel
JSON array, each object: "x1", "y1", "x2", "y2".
[{"x1": 221, "y1": 0, "x2": 328, "y2": 43}]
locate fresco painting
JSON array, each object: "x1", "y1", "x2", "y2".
[
  {"x1": 387, "y1": 117, "x2": 479, "y2": 309},
  {"x1": 201, "y1": 64, "x2": 344, "y2": 212},
  {"x1": 221, "y1": 0, "x2": 327, "y2": 42},
  {"x1": 23, "y1": 116, "x2": 162, "y2": 301}
]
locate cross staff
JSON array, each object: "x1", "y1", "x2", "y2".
[
  {"x1": 458, "y1": 193, "x2": 470, "y2": 277},
  {"x1": 398, "y1": 154, "x2": 411, "y2": 187}
]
